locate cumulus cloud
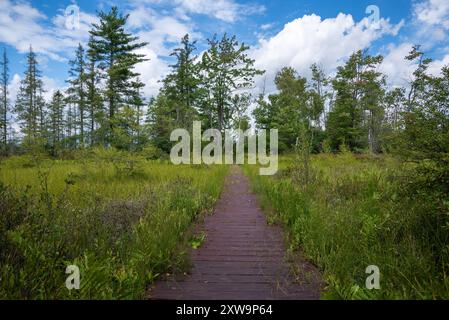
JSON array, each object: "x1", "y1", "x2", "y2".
[
  {"x1": 251, "y1": 13, "x2": 404, "y2": 93},
  {"x1": 0, "y1": 0, "x2": 98, "y2": 60},
  {"x1": 379, "y1": 43, "x2": 416, "y2": 87},
  {"x1": 412, "y1": 0, "x2": 449, "y2": 43},
  {"x1": 414, "y1": 0, "x2": 449, "y2": 29},
  {"x1": 127, "y1": 5, "x2": 198, "y2": 56},
  {"x1": 133, "y1": 47, "x2": 170, "y2": 98},
  {"x1": 379, "y1": 42, "x2": 449, "y2": 89}
]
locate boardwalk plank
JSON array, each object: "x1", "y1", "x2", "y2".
[{"x1": 149, "y1": 167, "x2": 321, "y2": 300}]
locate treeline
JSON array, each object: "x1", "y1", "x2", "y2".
[
  {"x1": 0, "y1": 5, "x2": 447, "y2": 165},
  {"x1": 0, "y1": 6, "x2": 263, "y2": 156},
  {"x1": 254, "y1": 47, "x2": 449, "y2": 159}
]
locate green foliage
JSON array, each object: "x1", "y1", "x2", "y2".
[
  {"x1": 0, "y1": 155, "x2": 228, "y2": 299},
  {"x1": 200, "y1": 33, "x2": 264, "y2": 131},
  {"x1": 326, "y1": 51, "x2": 385, "y2": 153},
  {"x1": 253, "y1": 66, "x2": 326, "y2": 153},
  {"x1": 89, "y1": 6, "x2": 148, "y2": 148},
  {"x1": 0, "y1": 48, "x2": 9, "y2": 154},
  {"x1": 14, "y1": 46, "x2": 46, "y2": 147},
  {"x1": 245, "y1": 155, "x2": 449, "y2": 299},
  {"x1": 189, "y1": 232, "x2": 207, "y2": 250}
]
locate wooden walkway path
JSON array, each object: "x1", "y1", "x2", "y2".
[{"x1": 149, "y1": 167, "x2": 321, "y2": 300}]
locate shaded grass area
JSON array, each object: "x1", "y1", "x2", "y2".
[
  {"x1": 244, "y1": 153, "x2": 449, "y2": 299},
  {"x1": 0, "y1": 149, "x2": 228, "y2": 299}
]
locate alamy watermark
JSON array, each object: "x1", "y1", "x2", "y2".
[
  {"x1": 65, "y1": 265, "x2": 80, "y2": 290},
  {"x1": 170, "y1": 121, "x2": 278, "y2": 176},
  {"x1": 365, "y1": 265, "x2": 380, "y2": 290},
  {"x1": 65, "y1": 4, "x2": 80, "y2": 30},
  {"x1": 366, "y1": 5, "x2": 381, "y2": 30}
]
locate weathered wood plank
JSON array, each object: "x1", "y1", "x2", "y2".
[{"x1": 148, "y1": 167, "x2": 322, "y2": 300}]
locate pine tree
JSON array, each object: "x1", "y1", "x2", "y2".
[
  {"x1": 200, "y1": 33, "x2": 264, "y2": 131},
  {"x1": 129, "y1": 78, "x2": 146, "y2": 147},
  {"x1": 308, "y1": 63, "x2": 328, "y2": 128},
  {"x1": 163, "y1": 34, "x2": 201, "y2": 128},
  {"x1": 48, "y1": 90, "x2": 65, "y2": 153},
  {"x1": 253, "y1": 67, "x2": 310, "y2": 152},
  {"x1": 147, "y1": 34, "x2": 202, "y2": 151},
  {"x1": 15, "y1": 46, "x2": 46, "y2": 147},
  {"x1": 89, "y1": 6, "x2": 148, "y2": 146},
  {"x1": 0, "y1": 48, "x2": 9, "y2": 153},
  {"x1": 67, "y1": 44, "x2": 87, "y2": 148},
  {"x1": 86, "y1": 36, "x2": 104, "y2": 146},
  {"x1": 326, "y1": 50, "x2": 385, "y2": 152}
]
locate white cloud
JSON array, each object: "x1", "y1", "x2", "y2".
[
  {"x1": 173, "y1": 0, "x2": 265, "y2": 23},
  {"x1": 127, "y1": 5, "x2": 198, "y2": 56},
  {"x1": 7, "y1": 73, "x2": 21, "y2": 103},
  {"x1": 251, "y1": 13, "x2": 404, "y2": 93},
  {"x1": 379, "y1": 42, "x2": 449, "y2": 89},
  {"x1": 414, "y1": 0, "x2": 449, "y2": 29},
  {"x1": 42, "y1": 76, "x2": 60, "y2": 102},
  {"x1": 134, "y1": 47, "x2": 170, "y2": 98},
  {"x1": 128, "y1": 0, "x2": 264, "y2": 23},
  {"x1": 428, "y1": 53, "x2": 449, "y2": 75},
  {"x1": 379, "y1": 43, "x2": 416, "y2": 87},
  {"x1": 412, "y1": 0, "x2": 449, "y2": 44},
  {"x1": 260, "y1": 23, "x2": 274, "y2": 31},
  {"x1": 0, "y1": 0, "x2": 98, "y2": 60}
]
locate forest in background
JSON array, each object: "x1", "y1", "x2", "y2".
[{"x1": 0, "y1": 7, "x2": 445, "y2": 160}]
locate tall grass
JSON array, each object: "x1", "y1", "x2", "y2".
[
  {"x1": 244, "y1": 153, "x2": 449, "y2": 299},
  {"x1": 0, "y1": 149, "x2": 228, "y2": 299}
]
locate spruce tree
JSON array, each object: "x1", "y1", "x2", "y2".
[
  {"x1": 67, "y1": 44, "x2": 87, "y2": 147},
  {"x1": 200, "y1": 33, "x2": 264, "y2": 131},
  {"x1": 147, "y1": 34, "x2": 202, "y2": 151},
  {"x1": 15, "y1": 46, "x2": 46, "y2": 147},
  {"x1": 326, "y1": 50, "x2": 384, "y2": 152},
  {"x1": 163, "y1": 34, "x2": 201, "y2": 128},
  {"x1": 86, "y1": 36, "x2": 103, "y2": 146},
  {"x1": 0, "y1": 48, "x2": 9, "y2": 153},
  {"x1": 89, "y1": 6, "x2": 148, "y2": 146},
  {"x1": 48, "y1": 90, "x2": 65, "y2": 153}
]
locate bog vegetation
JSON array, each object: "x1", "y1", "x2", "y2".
[
  {"x1": 0, "y1": 149, "x2": 227, "y2": 299},
  {"x1": 0, "y1": 6, "x2": 448, "y2": 299}
]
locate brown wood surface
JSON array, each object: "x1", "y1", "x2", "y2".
[{"x1": 149, "y1": 166, "x2": 322, "y2": 300}]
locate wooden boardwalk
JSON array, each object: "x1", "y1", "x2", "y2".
[{"x1": 149, "y1": 167, "x2": 321, "y2": 300}]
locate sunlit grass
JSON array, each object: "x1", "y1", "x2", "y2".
[
  {"x1": 0, "y1": 151, "x2": 228, "y2": 299},
  {"x1": 244, "y1": 153, "x2": 449, "y2": 300}
]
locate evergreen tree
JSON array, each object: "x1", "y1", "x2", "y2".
[
  {"x1": 86, "y1": 36, "x2": 104, "y2": 146},
  {"x1": 89, "y1": 6, "x2": 148, "y2": 146},
  {"x1": 67, "y1": 44, "x2": 87, "y2": 148},
  {"x1": 0, "y1": 48, "x2": 9, "y2": 153},
  {"x1": 48, "y1": 90, "x2": 65, "y2": 153},
  {"x1": 147, "y1": 34, "x2": 202, "y2": 151},
  {"x1": 254, "y1": 67, "x2": 310, "y2": 152},
  {"x1": 308, "y1": 63, "x2": 328, "y2": 128},
  {"x1": 326, "y1": 50, "x2": 385, "y2": 152},
  {"x1": 14, "y1": 46, "x2": 46, "y2": 147},
  {"x1": 163, "y1": 34, "x2": 201, "y2": 128},
  {"x1": 129, "y1": 78, "x2": 146, "y2": 148},
  {"x1": 200, "y1": 33, "x2": 264, "y2": 131}
]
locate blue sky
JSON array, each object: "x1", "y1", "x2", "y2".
[{"x1": 1, "y1": 0, "x2": 448, "y2": 100}]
